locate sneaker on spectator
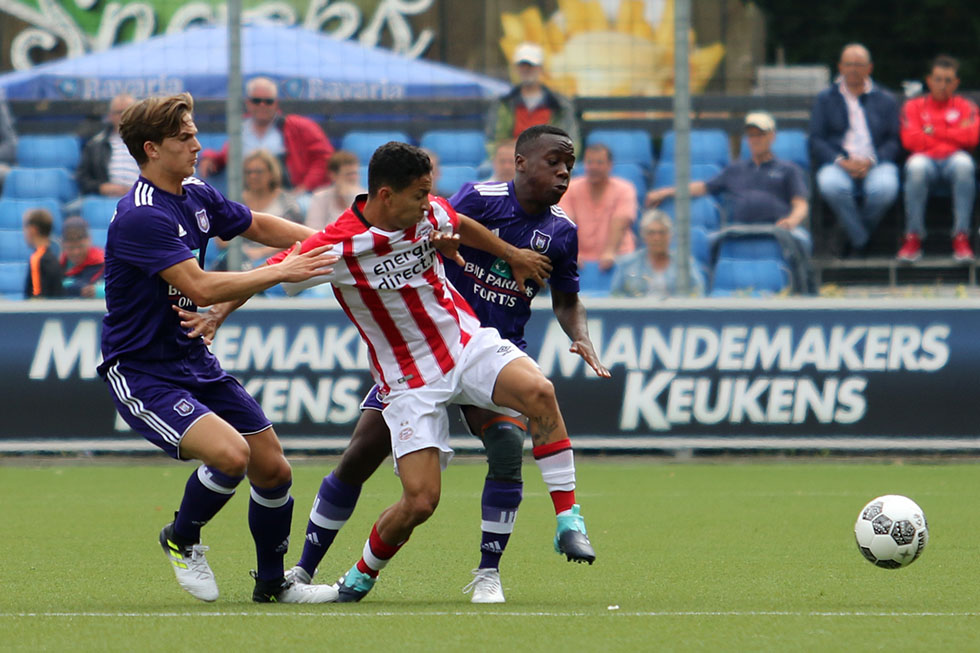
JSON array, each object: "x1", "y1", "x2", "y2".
[
  {"x1": 952, "y1": 232, "x2": 974, "y2": 261},
  {"x1": 897, "y1": 234, "x2": 922, "y2": 262}
]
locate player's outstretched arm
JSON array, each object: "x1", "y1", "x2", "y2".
[
  {"x1": 243, "y1": 211, "x2": 318, "y2": 249},
  {"x1": 456, "y1": 214, "x2": 551, "y2": 292},
  {"x1": 159, "y1": 243, "x2": 337, "y2": 307},
  {"x1": 551, "y1": 288, "x2": 611, "y2": 378}
]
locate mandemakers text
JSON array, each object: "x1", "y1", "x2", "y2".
[{"x1": 535, "y1": 321, "x2": 951, "y2": 430}]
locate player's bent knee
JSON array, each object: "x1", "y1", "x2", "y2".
[
  {"x1": 521, "y1": 376, "x2": 558, "y2": 416},
  {"x1": 403, "y1": 491, "x2": 439, "y2": 525},
  {"x1": 253, "y1": 455, "x2": 292, "y2": 487},
  {"x1": 210, "y1": 443, "x2": 250, "y2": 477},
  {"x1": 483, "y1": 420, "x2": 525, "y2": 482}
]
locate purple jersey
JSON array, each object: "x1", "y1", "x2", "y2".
[
  {"x1": 98, "y1": 176, "x2": 252, "y2": 376},
  {"x1": 445, "y1": 180, "x2": 579, "y2": 350}
]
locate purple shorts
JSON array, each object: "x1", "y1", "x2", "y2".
[
  {"x1": 103, "y1": 353, "x2": 271, "y2": 460},
  {"x1": 359, "y1": 384, "x2": 386, "y2": 412}
]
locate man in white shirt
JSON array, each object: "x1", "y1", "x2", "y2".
[
  {"x1": 810, "y1": 44, "x2": 901, "y2": 257},
  {"x1": 77, "y1": 93, "x2": 140, "y2": 197}
]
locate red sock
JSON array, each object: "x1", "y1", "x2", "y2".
[
  {"x1": 550, "y1": 489, "x2": 576, "y2": 514},
  {"x1": 355, "y1": 522, "x2": 405, "y2": 578}
]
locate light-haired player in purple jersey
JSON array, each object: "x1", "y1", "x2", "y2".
[
  {"x1": 98, "y1": 93, "x2": 341, "y2": 604},
  {"x1": 287, "y1": 125, "x2": 611, "y2": 603}
]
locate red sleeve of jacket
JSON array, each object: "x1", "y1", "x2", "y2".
[
  {"x1": 900, "y1": 97, "x2": 931, "y2": 153},
  {"x1": 202, "y1": 141, "x2": 230, "y2": 174},
  {"x1": 283, "y1": 114, "x2": 333, "y2": 192},
  {"x1": 945, "y1": 96, "x2": 980, "y2": 151}
]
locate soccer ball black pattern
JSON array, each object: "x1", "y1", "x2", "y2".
[{"x1": 854, "y1": 495, "x2": 928, "y2": 569}]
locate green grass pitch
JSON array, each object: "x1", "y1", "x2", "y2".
[{"x1": 2, "y1": 458, "x2": 980, "y2": 650}]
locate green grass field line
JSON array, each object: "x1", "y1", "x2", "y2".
[{"x1": 1, "y1": 460, "x2": 979, "y2": 650}]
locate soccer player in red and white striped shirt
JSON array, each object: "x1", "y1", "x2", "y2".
[{"x1": 266, "y1": 142, "x2": 587, "y2": 602}]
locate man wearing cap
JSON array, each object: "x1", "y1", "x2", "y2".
[
  {"x1": 646, "y1": 111, "x2": 811, "y2": 255},
  {"x1": 810, "y1": 43, "x2": 900, "y2": 257},
  {"x1": 486, "y1": 42, "x2": 579, "y2": 157}
]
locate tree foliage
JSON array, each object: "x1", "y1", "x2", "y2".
[{"x1": 751, "y1": 0, "x2": 980, "y2": 89}]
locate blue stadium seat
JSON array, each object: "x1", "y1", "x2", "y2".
[
  {"x1": 16, "y1": 134, "x2": 81, "y2": 170},
  {"x1": 585, "y1": 129, "x2": 654, "y2": 170},
  {"x1": 80, "y1": 195, "x2": 119, "y2": 229},
  {"x1": 420, "y1": 130, "x2": 486, "y2": 167},
  {"x1": 611, "y1": 162, "x2": 648, "y2": 203},
  {"x1": 0, "y1": 261, "x2": 26, "y2": 299},
  {"x1": 739, "y1": 129, "x2": 810, "y2": 172},
  {"x1": 660, "y1": 129, "x2": 731, "y2": 168},
  {"x1": 578, "y1": 260, "x2": 614, "y2": 297},
  {"x1": 717, "y1": 234, "x2": 785, "y2": 261},
  {"x1": 196, "y1": 132, "x2": 227, "y2": 153},
  {"x1": 437, "y1": 165, "x2": 478, "y2": 197},
  {"x1": 651, "y1": 163, "x2": 722, "y2": 189},
  {"x1": 2, "y1": 167, "x2": 78, "y2": 205},
  {"x1": 0, "y1": 198, "x2": 64, "y2": 232},
  {"x1": 689, "y1": 226, "x2": 712, "y2": 269},
  {"x1": 0, "y1": 229, "x2": 31, "y2": 262},
  {"x1": 88, "y1": 227, "x2": 108, "y2": 249},
  {"x1": 710, "y1": 258, "x2": 790, "y2": 296},
  {"x1": 659, "y1": 197, "x2": 722, "y2": 231},
  {"x1": 340, "y1": 131, "x2": 411, "y2": 165}
]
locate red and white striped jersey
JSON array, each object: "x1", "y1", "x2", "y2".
[{"x1": 267, "y1": 194, "x2": 481, "y2": 395}]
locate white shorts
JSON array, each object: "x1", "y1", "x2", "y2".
[{"x1": 382, "y1": 327, "x2": 529, "y2": 469}]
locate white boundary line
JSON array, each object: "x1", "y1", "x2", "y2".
[
  {"x1": 2, "y1": 610, "x2": 979, "y2": 618},
  {"x1": 5, "y1": 436, "x2": 980, "y2": 455}
]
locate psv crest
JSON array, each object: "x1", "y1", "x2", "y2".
[
  {"x1": 530, "y1": 229, "x2": 551, "y2": 252},
  {"x1": 195, "y1": 209, "x2": 210, "y2": 232}
]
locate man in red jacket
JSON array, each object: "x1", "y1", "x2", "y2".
[
  {"x1": 198, "y1": 77, "x2": 334, "y2": 193},
  {"x1": 897, "y1": 55, "x2": 979, "y2": 261}
]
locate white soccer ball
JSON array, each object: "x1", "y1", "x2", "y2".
[{"x1": 854, "y1": 495, "x2": 928, "y2": 569}]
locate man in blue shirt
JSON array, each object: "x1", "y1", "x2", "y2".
[
  {"x1": 99, "y1": 92, "x2": 339, "y2": 604},
  {"x1": 281, "y1": 126, "x2": 610, "y2": 604},
  {"x1": 647, "y1": 111, "x2": 812, "y2": 254}
]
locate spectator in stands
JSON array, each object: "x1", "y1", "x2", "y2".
[
  {"x1": 306, "y1": 150, "x2": 365, "y2": 231},
  {"x1": 237, "y1": 150, "x2": 303, "y2": 264},
  {"x1": 486, "y1": 43, "x2": 579, "y2": 157},
  {"x1": 22, "y1": 208, "x2": 63, "y2": 298},
  {"x1": 647, "y1": 111, "x2": 812, "y2": 256},
  {"x1": 559, "y1": 142, "x2": 638, "y2": 270},
  {"x1": 0, "y1": 99, "x2": 18, "y2": 192},
  {"x1": 197, "y1": 77, "x2": 333, "y2": 193},
  {"x1": 241, "y1": 150, "x2": 303, "y2": 223},
  {"x1": 60, "y1": 216, "x2": 104, "y2": 298},
  {"x1": 810, "y1": 43, "x2": 900, "y2": 257},
  {"x1": 423, "y1": 148, "x2": 445, "y2": 196},
  {"x1": 897, "y1": 55, "x2": 979, "y2": 262},
  {"x1": 483, "y1": 139, "x2": 517, "y2": 183},
  {"x1": 77, "y1": 93, "x2": 139, "y2": 197},
  {"x1": 610, "y1": 209, "x2": 705, "y2": 298}
]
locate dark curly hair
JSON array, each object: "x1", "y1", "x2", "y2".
[{"x1": 367, "y1": 142, "x2": 432, "y2": 197}]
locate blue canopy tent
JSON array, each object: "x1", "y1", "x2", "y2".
[{"x1": 0, "y1": 23, "x2": 509, "y2": 101}]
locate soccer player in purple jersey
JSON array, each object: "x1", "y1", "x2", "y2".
[
  {"x1": 98, "y1": 93, "x2": 341, "y2": 604},
  {"x1": 288, "y1": 125, "x2": 611, "y2": 603}
]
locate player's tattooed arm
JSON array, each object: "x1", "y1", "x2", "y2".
[
  {"x1": 455, "y1": 213, "x2": 552, "y2": 292},
  {"x1": 551, "y1": 288, "x2": 611, "y2": 378}
]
